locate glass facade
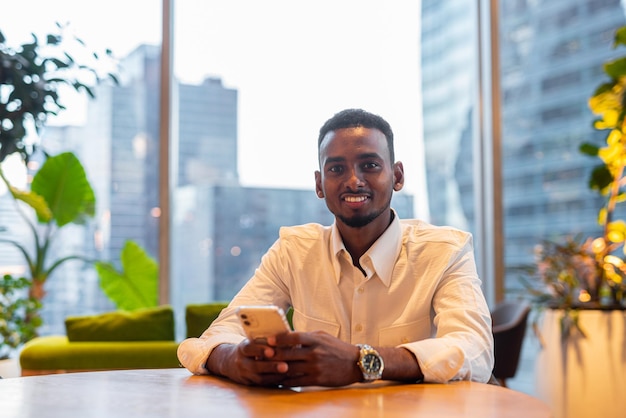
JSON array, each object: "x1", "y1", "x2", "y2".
[
  {"x1": 0, "y1": 2, "x2": 420, "y2": 339},
  {"x1": 421, "y1": 0, "x2": 626, "y2": 395},
  {"x1": 421, "y1": 0, "x2": 626, "y2": 296},
  {"x1": 3, "y1": 0, "x2": 626, "y2": 401},
  {"x1": 420, "y1": 0, "x2": 497, "y2": 302},
  {"x1": 0, "y1": 3, "x2": 164, "y2": 335},
  {"x1": 421, "y1": 1, "x2": 479, "y2": 232},
  {"x1": 499, "y1": 0, "x2": 625, "y2": 291}
]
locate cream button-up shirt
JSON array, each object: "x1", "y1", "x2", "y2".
[{"x1": 177, "y1": 212, "x2": 494, "y2": 383}]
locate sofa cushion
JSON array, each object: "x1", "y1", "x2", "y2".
[
  {"x1": 19, "y1": 335, "x2": 180, "y2": 373},
  {"x1": 65, "y1": 305, "x2": 175, "y2": 342},
  {"x1": 185, "y1": 302, "x2": 229, "y2": 338}
]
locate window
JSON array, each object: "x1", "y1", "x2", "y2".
[
  {"x1": 541, "y1": 71, "x2": 582, "y2": 93},
  {"x1": 0, "y1": 1, "x2": 423, "y2": 338}
]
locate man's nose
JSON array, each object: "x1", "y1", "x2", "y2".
[{"x1": 347, "y1": 168, "x2": 366, "y2": 188}]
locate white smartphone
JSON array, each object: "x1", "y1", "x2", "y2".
[{"x1": 236, "y1": 305, "x2": 291, "y2": 342}]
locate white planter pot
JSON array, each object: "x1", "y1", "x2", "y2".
[
  {"x1": 0, "y1": 357, "x2": 21, "y2": 378},
  {"x1": 534, "y1": 309, "x2": 626, "y2": 418}
]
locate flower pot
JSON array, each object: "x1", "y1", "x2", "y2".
[
  {"x1": 0, "y1": 357, "x2": 21, "y2": 378},
  {"x1": 534, "y1": 308, "x2": 626, "y2": 418}
]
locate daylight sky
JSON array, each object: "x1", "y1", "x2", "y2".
[{"x1": 1, "y1": 0, "x2": 427, "y2": 218}]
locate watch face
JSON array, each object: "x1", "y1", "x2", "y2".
[{"x1": 363, "y1": 353, "x2": 382, "y2": 372}]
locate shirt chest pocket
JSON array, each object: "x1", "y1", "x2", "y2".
[
  {"x1": 378, "y1": 317, "x2": 433, "y2": 346},
  {"x1": 292, "y1": 309, "x2": 340, "y2": 337}
]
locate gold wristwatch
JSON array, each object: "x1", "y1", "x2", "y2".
[{"x1": 356, "y1": 344, "x2": 384, "y2": 382}]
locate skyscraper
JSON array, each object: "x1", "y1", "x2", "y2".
[
  {"x1": 420, "y1": 1, "x2": 478, "y2": 234},
  {"x1": 20, "y1": 43, "x2": 416, "y2": 337},
  {"x1": 421, "y1": 0, "x2": 626, "y2": 294},
  {"x1": 498, "y1": 0, "x2": 625, "y2": 283},
  {"x1": 421, "y1": 0, "x2": 626, "y2": 395}
]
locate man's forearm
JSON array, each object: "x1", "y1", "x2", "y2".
[{"x1": 377, "y1": 347, "x2": 423, "y2": 382}]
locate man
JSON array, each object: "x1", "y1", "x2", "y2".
[{"x1": 177, "y1": 109, "x2": 494, "y2": 387}]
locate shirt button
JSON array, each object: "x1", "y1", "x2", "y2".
[
  {"x1": 355, "y1": 324, "x2": 363, "y2": 332},
  {"x1": 357, "y1": 287, "x2": 364, "y2": 294},
  {"x1": 401, "y1": 337, "x2": 409, "y2": 343}
]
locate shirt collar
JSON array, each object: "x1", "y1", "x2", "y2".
[{"x1": 331, "y1": 209, "x2": 402, "y2": 287}]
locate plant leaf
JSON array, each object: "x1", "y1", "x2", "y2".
[
  {"x1": 604, "y1": 56, "x2": 626, "y2": 79},
  {"x1": 589, "y1": 164, "x2": 613, "y2": 192},
  {"x1": 95, "y1": 241, "x2": 158, "y2": 310},
  {"x1": 0, "y1": 169, "x2": 52, "y2": 221},
  {"x1": 579, "y1": 142, "x2": 599, "y2": 156},
  {"x1": 615, "y1": 26, "x2": 626, "y2": 48},
  {"x1": 31, "y1": 152, "x2": 95, "y2": 226}
]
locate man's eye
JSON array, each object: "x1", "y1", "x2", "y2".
[
  {"x1": 328, "y1": 166, "x2": 343, "y2": 173},
  {"x1": 363, "y1": 162, "x2": 380, "y2": 170}
]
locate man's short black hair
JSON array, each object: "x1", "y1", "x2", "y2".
[{"x1": 317, "y1": 108, "x2": 395, "y2": 162}]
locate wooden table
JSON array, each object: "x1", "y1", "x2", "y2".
[{"x1": 0, "y1": 368, "x2": 551, "y2": 417}]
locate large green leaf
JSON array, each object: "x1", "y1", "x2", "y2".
[
  {"x1": 579, "y1": 142, "x2": 599, "y2": 157},
  {"x1": 95, "y1": 241, "x2": 158, "y2": 311},
  {"x1": 589, "y1": 164, "x2": 613, "y2": 192},
  {"x1": 31, "y1": 152, "x2": 95, "y2": 227},
  {"x1": 604, "y1": 56, "x2": 626, "y2": 79},
  {"x1": 614, "y1": 26, "x2": 626, "y2": 48},
  {"x1": 0, "y1": 169, "x2": 52, "y2": 222},
  {"x1": 9, "y1": 188, "x2": 52, "y2": 222}
]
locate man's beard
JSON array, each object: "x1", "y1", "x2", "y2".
[{"x1": 338, "y1": 206, "x2": 387, "y2": 228}]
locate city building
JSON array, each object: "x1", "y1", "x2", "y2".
[
  {"x1": 171, "y1": 184, "x2": 413, "y2": 338},
  {"x1": 421, "y1": 0, "x2": 626, "y2": 395},
  {"x1": 9, "y1": 43, "x2": 414, "y2": 336}
]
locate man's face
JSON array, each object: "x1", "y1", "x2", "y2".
[{"x1": 315, "y1": 127, "x2": 403, "y2": 228}]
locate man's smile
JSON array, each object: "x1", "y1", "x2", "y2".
[{"x1": 344, "y1": 195, "x2": 368, "y2": 203}]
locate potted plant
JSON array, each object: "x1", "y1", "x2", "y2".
[
  {"x1": 524, "y1": 24, "x2": 626, "y2": 332},
  {"x1": 0, "y1": 24, "x2": 116, "y2": 359},
  {"x1": 0, "y1": 152, "x2": 96, "y2": 347},
  {"x1": 523, "y1": 26, "x2": 626, "y2": 418},
  {"x1": 0, "y1": 150, "x2": 159, "y2": 357},
  {"x1": 0, "y1": 274, "x2": 40, "y2": 366},
  {"x1": 0, "y1": 145, "x2": 159, "y2": 370}
]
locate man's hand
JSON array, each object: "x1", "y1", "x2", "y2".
[
  {"x1": 206, "y1": 331, "x2": 422, "y2": 387},
  {"x1": 206, "y1": 331, "x2": 361, "y2": 387},
  {"x1": 267, "y1": 332, "x2": 423, "y2": 386},
  {"x1": 206, "y1": 337, "x2": 290, "y2": 386},
  {"x1": 266, "y1": 331, "x2": 362, "y2": 387}
]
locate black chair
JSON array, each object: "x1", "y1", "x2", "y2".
[{"x1": 491, "y1": 299, "x2": 531, "y2": 387}]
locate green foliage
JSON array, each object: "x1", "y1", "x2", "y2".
[
  {"x1": 0, "y1": 170, "x2": 52, "y2": 222},
  {"x1": 0, "y1": 151, "x2": 96, "y2": 348},
  {"x1": 0, "y1": 23, "x2": 124, "y2": 349},
  {"x1": 524, "y1": 26, "x2": 626, "y2": 341},
  {"x1": 31, "y1": 152, "x2": 96, "y2": 226},
  {"x1": 95, "y1": 241, "x2": 159, "y2": 311},
  {"x1": 0, "y1": 152, "x2": 159, "y2": 345},
  {"x1": 588, "y1": 164, "x2": 613, "y2": 192},
  {"x1": 579, "y1": 142, "x2": 599, "y2": 157},
  {"x1": 0, "y1": 152, "x2": 96, "y2": 284},
  {"x1": 582, "y1": 25, "x2": 626, "y2": 302},
  {"x1": 614, "y1": 25, "x2": 626, "y2": 47},
  {"x1": 0, "y1": 22, "x2": 118, "y2": 163},
  {"x1": 0, "y1": 275, "x2": 41, "y2": 359},
  {"x1": 526, "y1": 236, "x2": 602, "y2": 307}
]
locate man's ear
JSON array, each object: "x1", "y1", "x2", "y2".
[
  {"x1": 315, "y1": 170, "x2": 324, "y2": 198},
  {"x1": 393, "y1": 161, "x2": 404, "y2": 191}
]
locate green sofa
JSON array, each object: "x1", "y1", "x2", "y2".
[{"x1": 19, "y1": 302, "x2": 228, "y2": 376}]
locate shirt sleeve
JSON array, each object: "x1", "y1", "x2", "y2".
[
  {"x1": 398, "y1": 235, "x2": 494, "y2": 383},
  {"x1": 177, "y1": 238, "x2": 292, "y2": 375}
]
